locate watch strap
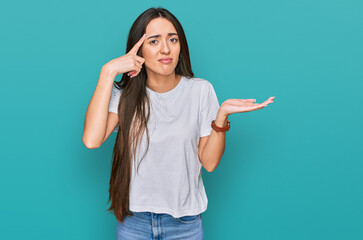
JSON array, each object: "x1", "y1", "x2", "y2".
[{"x1": 211, "y1": 120, "x2": 230, "y2": 132}]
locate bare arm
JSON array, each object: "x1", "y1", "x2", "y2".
[
  {"x1": 199, "y1": 110, "x2": 227, "y2": 172},
  {"x1": 200, "y1": 97, "x2": 275, "y2": 171},
  {"x1": 82, "y1": 66, "x2": 118, "y2": 149},
  {"x1": 82, "y1": 34, "x2": 146, "y2": 149}
]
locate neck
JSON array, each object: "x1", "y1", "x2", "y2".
[{"x1": 146, "y1": 71, "x2": 181, "y2": 93}]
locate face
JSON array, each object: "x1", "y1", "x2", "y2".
[{"x1": 141, "y1": 17, "x2": 181, "y2": 76}]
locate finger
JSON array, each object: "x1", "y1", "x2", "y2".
[
  {"x1": 266, "y1": 97, "x2": 275, "y2": 103},
  {"x1": 265, "y1": 97, "x2": 275, "y2": 102},
  {"x1": 227, "y1": 99, "x2": 254, "y2": 105},
  {"x1": 129, "y1": 71, "x2": 137, "y2": 77},
  {"x1": 240, "y1": 105, "x2": 264, "y2": 112},
  {"x1": 129, "y1": 34, "x2": 146, "y2": 55},
  {"x1": 131, "y1": 68, "x2": 141, "y2": 77},
  {"x1": 257, "y1": 97, "x2": 274, "y2": 106},
  {"x1": 261, "y1": 98, "x2": 274, "y2": 106},
  {"x1": 130, "y1": 66, "x2": 142, "y2": 77},
  {"x1": 135, "y1": 60, "x2": 142, "y2": 69},
  {"x1": 127, "y1": 71, "x2": 136, "y2": 76},
  {"x1": 135, "y1": 56, "x2": 145, "y2": 64},
  {"x1": 237, "y1": 99, "x2": 256, "y2": 102},
  {"x1": 128, "y1": 61, "x2": 142, "y2": 77},
  {"x1": 238, "y1": 99, "x2": 256, "y2": 103},
  {"x1": 133, "y1": 64, "x2": 142, "y2": 75}
]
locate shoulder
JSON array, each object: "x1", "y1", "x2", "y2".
[
  {"x1": 111, "y1": 83, "x2": 123, "y2": 94},
  {"x1": 183, "y1": 76, "x2": 214, "y2": 91},
  {"x1": 112, "y1": 83, "x2": 122, "y2": 92},
  {"x1": 110, "y1": 83, "x2": 122, "y2": 100}
]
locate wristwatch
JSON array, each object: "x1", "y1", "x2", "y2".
[{"x1": 211, "y1": 120, "x2": 230, "y2": 132}]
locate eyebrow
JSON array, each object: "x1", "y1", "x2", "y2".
[{"x1": 147, "y1": 33, "x2": 178, "y2": 40}]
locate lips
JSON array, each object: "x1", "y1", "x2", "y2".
[{"x1": 159, "y1": 58, "x2": 172, "y2": 63}]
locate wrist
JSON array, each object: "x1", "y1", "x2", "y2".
[
  {"x1": 214, "y1": 113, "x2": 229, "y2": 128},
  {"x1": 102, "y1": 64, "x2": 117, "y2": 78},
  {"x1": 99, "y1": 65, "x2": 117, "y2": 85}
]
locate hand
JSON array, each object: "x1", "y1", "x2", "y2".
[
  {"x1": 219, "y1": 97, "x2": 275, "y2": 117},
  {"x1": 104, "y1": 34, "x2": 146, "y2": 78}
]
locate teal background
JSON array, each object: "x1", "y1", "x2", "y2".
[{"x1": 1, "y1": 0, "x2": 362, "y2": 239}]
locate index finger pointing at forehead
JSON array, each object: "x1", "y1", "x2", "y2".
[{"x1": 129, "y1": 33, "x2": 146, "y2": 54}]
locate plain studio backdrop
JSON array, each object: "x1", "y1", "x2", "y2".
[{"x1": 1, "y1": 0, "x2": 362, "y2": 239}]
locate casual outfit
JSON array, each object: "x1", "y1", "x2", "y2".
[{"x1": 108, "y1": 75, "x2": 220, "y2": 239}]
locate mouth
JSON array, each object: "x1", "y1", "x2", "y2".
[{"x1": 158, "y1": 58, "x2": 172, "y2": 64}]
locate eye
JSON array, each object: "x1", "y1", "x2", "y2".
[
  {"x1": 149, "y1": 38, "x2": 178, "y2": 45},
  {"x1": 150, "y1": 40, "x2": 158, "y2": 45}
]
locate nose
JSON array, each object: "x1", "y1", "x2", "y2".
[{"x1": 160, "y1": 39, "x2": 170, "y2": 54}]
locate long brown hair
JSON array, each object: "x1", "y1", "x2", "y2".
[{"x1": 106, "y1": 7, "x2": 194, "y2": 223}]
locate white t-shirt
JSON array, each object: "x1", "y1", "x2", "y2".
[{"x1": 108, "y1": 75, "x2": 220, "y2": 218}]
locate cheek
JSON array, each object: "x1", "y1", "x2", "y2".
[
  {"x1": 170, "y1": 43, "x2": 180, "y2": 53},
  {"x1": 142, "y1": 50, "x2": 156, "y2": 69},
  {"x1": 142, "y1": 46, "x2": 156, "y2": 59}
]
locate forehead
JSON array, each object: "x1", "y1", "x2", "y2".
[{"x1": 145, "y1": 17, "x2": 177, "y2": 35}]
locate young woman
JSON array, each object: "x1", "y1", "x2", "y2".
[{"x1": 83, "y1": 7, "x2": 274, "y2": 240}]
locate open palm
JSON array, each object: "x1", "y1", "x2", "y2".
[{"x1": 220, "y1": 97, "x2": 275, "y2": 117}]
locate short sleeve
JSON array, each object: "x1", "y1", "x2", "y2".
[
  {"x1": 108, "y1": 84, "x2": 121, "y2": 132},
  {"x1": 108, "y1": 84, "x2": 121, "y2": 114},
  {"x1": 199, "y1": 82, "x2": 220, "y2": 137}
]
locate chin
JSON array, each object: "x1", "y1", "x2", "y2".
[
  {"x1": 154, "y1": 72, "x2": 174, "y2": 77},
  {"x1": 163, "y1": 65, "x2": 178, "y2": 73},
  {"x1": 156, "y1": 68, "x2": 177, "y2": 76},
  {"x1": 146, "y1": 64, "x2": 177, "y2": 76}
]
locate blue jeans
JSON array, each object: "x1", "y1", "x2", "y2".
[{"x1": 116, "y1": 211, "x2": 203, "y2": 240}]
